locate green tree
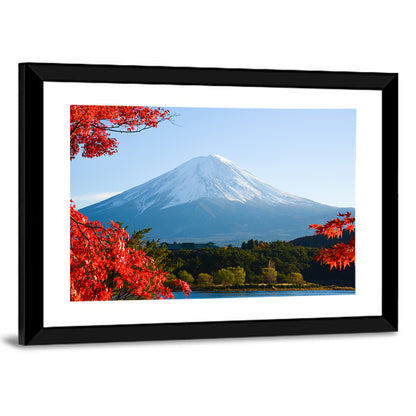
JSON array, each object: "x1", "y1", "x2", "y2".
[
  {"x1": 242, "y1": 239, "x2": 256, "y2": 250},
  {"x1": 126, "y1": 227, "x2": 182, "y2": 273},
  {"x1": 214, "y1": 267, "x2": 246, "y2": 286},
  {"x1": 196, "y1": 273, "x2": 214, "y2": 287},
  {"x1": 262, "y1": 260, "x2": 277, "y2": 283},
  {"x1": 286, "y1": 272, "x2": 305, "y2": 285}
]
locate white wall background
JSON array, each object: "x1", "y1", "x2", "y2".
[{"x1": 1, "y1": 1, "x2": 413, "y2": 415}]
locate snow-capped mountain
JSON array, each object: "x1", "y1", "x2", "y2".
[
  {"x1": 80, "y1": 155, "x2": 354, "y2": 244},
  {"x1": 91, "y1": 154, "x2": 318, "y2": 213}
]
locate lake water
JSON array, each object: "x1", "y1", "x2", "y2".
[{"x1": 169, "y1": 290, "x2": 355, "y2": 299}]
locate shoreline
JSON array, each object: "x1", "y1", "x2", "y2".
[{"x1": 186, "y1": 285, "x2": 355, "y2": 293}]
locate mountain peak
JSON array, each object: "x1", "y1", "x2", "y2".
[
  {"x1": 208, "y1": 154, "x2": 231, "y2": 162},
  {"x1": 181, "y1": 154, "x2": 234, "y2": 167},
  {"x1": 88, "y1": 155, "x2": 319, "y2": 214},
  {"x1": 185, "y1": 154, "x2": 236, "y2": 166}
]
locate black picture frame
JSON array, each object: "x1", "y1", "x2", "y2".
[{"x1": 19, "y1": 63, "x2": 398, "y2": 345}]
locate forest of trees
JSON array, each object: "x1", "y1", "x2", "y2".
[{"x1": 133, "y1": 232, "x2": 355, "y2": 290}]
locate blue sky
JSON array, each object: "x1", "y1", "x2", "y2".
[{"x1": 71, "y1": 107, "x2": 356, "y2": 209}]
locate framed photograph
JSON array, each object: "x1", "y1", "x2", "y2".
[{"x1": 19, "y1": 63, "x2": 398, "y2": 345}]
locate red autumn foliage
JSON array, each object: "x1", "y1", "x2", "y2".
[
  {"x1": 70, "y1": 202, "x2": 191, "y2": 301},
  {"x1": 70, "y1": 105, "x2": 170, "y2": 160},
  {"x1": 70, "y1": 105, "x2": 191, "y2": 301},
  {"x1": 309, "y1": 212, "x2": 355, "y2": 270}
]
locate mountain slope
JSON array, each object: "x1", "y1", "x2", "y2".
[{"x1": 80, "y1": 155, "x2": 354, "y2": 244}]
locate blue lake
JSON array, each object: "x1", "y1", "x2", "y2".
[{"x1": 169, "y1": 290, "x2": 355, "y2": 299}]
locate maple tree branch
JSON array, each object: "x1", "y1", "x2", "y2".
[
  {"x1": 70, "y1": 215, "x2": 91, "y2": 242},
  {"x1": 70, "y1": 218, "x2": 95, "y2": 275},
  {"x1": 70, "y1": 120, "x2": 83, "y2": 137},
  {"x1": 91, "y1": 124, "x2": 153, "y2": 134},
  {"x1": 70, "y1": 216, "x2": 103, "y2": 230},
  {"x1": 90, "y1": 115, "x2": 174, "y2": 134},
  {"x1": 70, "y1": 215, "x2": 109, "y2": 250}
]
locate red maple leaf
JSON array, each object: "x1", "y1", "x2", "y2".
[{"x1": 309, "y1": 213, "x2": 355, "y2": 270}]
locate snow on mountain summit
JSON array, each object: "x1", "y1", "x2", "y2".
[{"x1": 92, "y1": 154, "x2": 318, "y2": 214}]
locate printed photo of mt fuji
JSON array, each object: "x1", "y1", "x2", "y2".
[{"x1": 70, "y1": 106, "x2": 356, "y2": 301}]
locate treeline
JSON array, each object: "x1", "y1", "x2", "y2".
[
  {"x1": 170, "y1": 240, "x2": 355, "y2": 288},
  {"x1": 166, "y1": 240, "x2": 314, "y2": 287},
  {"x1": 128, "y1": 229, "x2": 355, "y2": 289}
]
